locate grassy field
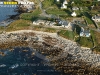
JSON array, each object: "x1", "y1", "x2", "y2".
[
  {"x1": 59, "y1": 30, "x2": 75, "y2": 40},
  {"x1": 93, "y1": 31, "x2": 100, "y2": 52},
  {"x1": 46, "y1": 9, "x2": 67, "y2": 15},
  {"x1": 90, "y1": 30, "x2": 97, "y2": 46},
  {"x1": 6, "y1": 19, "x2": 31, "y2": 31},
  {"x1": 75, "y1": 36, "x2": 93, "y2": 48},
  {"x1": 42, "y1": 0, "x2": 55, "y2": 9},
  {"x1": 84, "y1": 16, "x2": 93, "y2": 24},
  {"x1": 20, "y1": 9, "x2": 41, "y2": 21},
  {"x1": 6, "y1": 20, "x2": 74, "y2": 40},
  {"x1": 44, "y1": 28, "x2": 57, "y2": 33},
  {"x1": 83, "y1": 13, "x2": 97, "y2": 28},
  {"x1": 94, "y1": 31, "x2": 100, "y2": 44},
  {"x1": 82, "y1": 12, "x2": 94, "y2": 24},
  {"x1": 0, "y1": 26, "x2": 5, "y2": 33},
  {"x1": 5, "y1": 20, "x2": 57, "y2": 33}
]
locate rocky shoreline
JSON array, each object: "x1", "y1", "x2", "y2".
[{"x1": 0, "y1": 30, "x2": 100, "y2": 74}]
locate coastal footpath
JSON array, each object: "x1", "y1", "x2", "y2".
[{"x1": 0, "y1": 30, "x2": 100, "y2": 68}]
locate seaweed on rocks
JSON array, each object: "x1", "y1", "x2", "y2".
[{"x1": 0, "y1": 32, "x2": 100, "y2": 74}]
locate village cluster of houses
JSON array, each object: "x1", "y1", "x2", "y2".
[
  {"x1": 31, "y1": 0, "x2": 91, "y2": 37},
  {"x1": 56, "y1": 0, "x2": 100, "y2": 18},
  {"x1": 33, "y1": 19, "x2": 91, "y2": 37},
  {"x1": 55, "y1": 0, "x2": 94, "y2": 37},
  {"x1": 33, "y1": 19, "x2": 73, "y2": 30},
  {"x1": 57, "y1": 0, "x2": 78, "y2": 17}
]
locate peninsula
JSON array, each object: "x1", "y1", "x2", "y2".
[{"x1": 1, "y1": 0, "x2": 100, "y2": 74}]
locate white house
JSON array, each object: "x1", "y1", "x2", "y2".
[
  {"x1": 61, "y1": 21, "x2": 68, "y2": 27},
  {"x1": 33, "y1": 20, "x2": 46, "y2": 25},
  {"x1": 63, "y1": 0, "x2": 68, "y2": 5},
  {"x1": 72, "y1": 6, "x2": 79, "y2": 10},
  {"x1": 61, "y1": 21, "x2": 73, "y2": 29},
  {"x1": 80, "y1": 27, "x2": 90, "y2": 37},
  {"x1": 71, "y1": 11, "x2": 77, "y2": 17},
  {"x1": 92, "y1": 15, "x2": 100, "y2": 22},
  {"x1": 61, "y1": 3, "x2": 67, "y2": 9},
  {"x1": 71, "y1": 1, "x2": 74, "y2": 4},
  {"x1": 56, "y1": 0, "x2": 60, "y2": 2},
  {"x1": 61, "y1": 0, "x2": 68, "y2": 9},
  {"x1": 33, "y1": 20, "x2": 56, "y2": 26}
]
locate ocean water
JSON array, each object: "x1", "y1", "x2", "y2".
[
  {"x1": 0, "y1": 47, "x2": 61, "y2": 75},
  {"x1": 0, "y1": 5, "x2": 18, "y2": 22}
]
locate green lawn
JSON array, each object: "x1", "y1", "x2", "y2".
[
  {"x1": 42, "y1": 0, "x2": 55, "y2": 9},
  {"x1": 46, "y1": 9, "x2": 67, "y2": 15},
  {"x1": 44, "y1": 28, "x2": 57, "y2": 33},
  {"x1": 84, "y1": 16, "x2": 93, "y2": 24},
  {"x1": 82, "y1": 12, "x2": 93, "y2": 24},
  {"x1": 75, "y1": 36, "x2": 93, "y2": 48},
  {"x1": 0, "y1": 27, "x2": 5, "y2": 33},
  {"x1": 20, "y1": 9, "x2": 41, "y2": 21},
  {"x1": 6, "y1": 19, "x2": 31, "y2": 31},
  {"x1": 59, "y1": 30, "x2": 75, "y2": 40},
  {"x1": 90, "y1": 30, "x2": 97, "y2": 46}
]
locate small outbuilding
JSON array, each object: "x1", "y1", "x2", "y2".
[
  {"x1": 72, "y1": 6, "x2": 79, "y2": 10},
  {"x1": 92, "y1": 15, "x2": 100, "y2": 22},
  {"x1": 71, "y1": 11, "x2": 77, "y2": 17},
  {"x1": 61, "y1": 0, "x2": 68, "y2": 9}
]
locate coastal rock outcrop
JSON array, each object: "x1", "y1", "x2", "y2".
[{"x1": 0, "y1": 30, "x2": 100, "y2": 74}]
